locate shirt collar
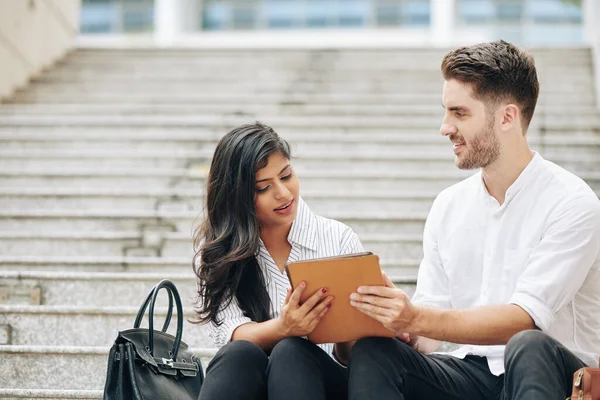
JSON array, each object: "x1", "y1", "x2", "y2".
[
  {"x1": 504, "y1": 151, "x2": 542, "y2": 200},
  {"x1": 287, "y1": 197, "x2": 319, "y2": 251},
  {"x1": 479, "y1": 151, "x2": 542, "y2": 206}
]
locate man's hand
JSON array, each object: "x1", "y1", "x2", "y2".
[{"x1": 350, "y1": 271, "x2": 421, "y2": 335}]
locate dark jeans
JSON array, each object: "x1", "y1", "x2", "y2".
[
  {"x1": 267, "y1": 337, "x2": 348, "y2": 400},
  {"x1": 199, "y1": 340, "x2": 268, "y2": 400},
  {"x1": 199, "y1": 338, "x2": 347, "y2": 400},
  {"x1": 348, "y1": 330, "x2": 586, "y2": 400}
]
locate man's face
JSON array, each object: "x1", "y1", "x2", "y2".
[{"x1": 440, "y1": 79, "x2": 501, "y2": 170}]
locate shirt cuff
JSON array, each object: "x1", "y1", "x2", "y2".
[{"x1": 509, "y1": 292, "x2": 555, "y2": 332}]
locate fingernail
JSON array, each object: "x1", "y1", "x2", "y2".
[
  {"x1": 327, "y1": 303, "x2": 332, "y2": 308},
  {"x1": 300, "y1": 282, "x2": 306, "y2": 288},
  {"x1": 349, "y1": 293, "x2": 358, "y2": 300},
  {"x1": 328, "y1": 296, "x2": 334, "y2": 302},
  {"x1": 321, "y1": 288, "x2": 327, "y2": 294}
]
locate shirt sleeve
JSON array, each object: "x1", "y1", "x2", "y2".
[
  {"x1": 340, "y1": 227, "x2": 366, "y2": 255},
  {"x1": 509, "y1": 195, "x2": 600, "y2": 332},
  {"x1": 411, "y1": 195, "x2": 452, "y2": 309},
  {"x1": 208, "y1": 296, "x2": 254, "y2": 348}
]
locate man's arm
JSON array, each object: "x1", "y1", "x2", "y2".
[
  {"x1": 351, "y1": 286, "x2": 534, "y2": 345},
  {"x1": 351, "y1": 194, "x2": 600, "y2": 345}
]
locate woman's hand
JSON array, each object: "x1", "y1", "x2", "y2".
[{"x1": 277, "y1": 281, "x2": 333, "y2": 337}]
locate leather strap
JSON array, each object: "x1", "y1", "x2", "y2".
[
  {"x1": 133, "y1": 282, "x2": 174, "y2": 333},
  {"x1": 147, "y1": 280, "x2": 184, "y2": 360}
]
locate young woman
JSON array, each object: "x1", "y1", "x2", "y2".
[{"x1": 193, "y1": 122, "x2": 364, "y2": 400}]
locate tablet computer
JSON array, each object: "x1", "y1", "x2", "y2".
[{"x1": 284, "y1": 252, "x2": 395, "y2": 344}]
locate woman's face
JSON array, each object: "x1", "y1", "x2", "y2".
[{"x1": 254, "y1": 151, "x2": 300, "y2": 229}]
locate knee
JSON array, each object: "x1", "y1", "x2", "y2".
[
  {"x1": 505, "y1": 330, "x2": 553, "y2": 361},
  {"x1": 211, "y1": 340, "x2": 268, "y2": 371},
  {"x1": 270, "y1": 337, "x2": 313, "y2": 364},
  {"x1": 351, "y1": 337, "x2": 403, "y2": 364}
]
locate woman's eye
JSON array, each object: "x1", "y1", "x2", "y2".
[
  {"x1": 256, "y1": 186, "x2": 269, "y2": 193},
  {"x1": 281, "y1": 174, "x2": 292, "y2": 180}
]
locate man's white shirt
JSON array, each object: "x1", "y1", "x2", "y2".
[{"x1": 412, "y1": 151, "x2": 600, "y2": 375}]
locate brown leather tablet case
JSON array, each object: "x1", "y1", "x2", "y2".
[{"x1": 284, "y1": 252, "x2": 395, "y2": 344}]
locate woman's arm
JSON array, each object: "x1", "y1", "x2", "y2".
[
  {"x1": 232, "y1": 283, "x2": 333, "y2": 351},
  {"x1": 231, "y1": 319, "x2": 288, "y2": 351}
]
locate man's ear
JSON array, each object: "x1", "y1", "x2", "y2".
[{"x1": 500, "y1": 104, "x2": 520, "y2": 131}]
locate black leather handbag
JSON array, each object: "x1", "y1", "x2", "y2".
[{"x1": 103, "y1": 279, "x2": 204, "y2": 400}]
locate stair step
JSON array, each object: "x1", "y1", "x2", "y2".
[
  {"x1": 0, "y1": 208, "x2": 430, "y2": 234},
  {"x1": 0, "y1": 388, "x2": 102, "y2": 399},
  {"x1": 0, "y1": 256, "x2": 420, "y2": 278},
  {"x1": 0, "y1": 270, "x2": 417, "y2": 307},
  {"x1": 3, "y1": 103, "x2": 598, "y2": 117},
  {"x1": 0, "y1": 188, "x2": 438, "y2": 212},
  {"x1": 10, "y1": 92, "x2": 594, "y2": 106},
  {"x1": 0, "y1": 229, "x2": 424, "y2": 259},
  {"x1": 0, "y1": 345, "x2": 215, "y2": 390},
  {"x1": 0, "y1": 172, "x2": 473, "y2": 194},
  {"x1": 0, "y1": 304, "x2": 212, "y2": 347}
]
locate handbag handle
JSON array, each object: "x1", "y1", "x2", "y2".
[
  {"x1": 147, "y1": 280, "x2": 184, "y2": 360},
  {"x1": 133, "y1": 283, "x2": 174, "y2": 332}
]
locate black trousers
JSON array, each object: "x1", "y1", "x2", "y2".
[
  {"x1": 199, "y1": 337, "x2": 347, "y2": 400},
  {"x1": 348, "y1": 330, "x2": 586, "y2": 400}
]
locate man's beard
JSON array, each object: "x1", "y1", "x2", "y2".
[{"x1": 453, "y1": 116, "x2": 500, "y2": 170}]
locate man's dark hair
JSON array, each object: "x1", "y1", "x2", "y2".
[{"x1": 441, "y1": 40, "x2": 540, "y2": 132}]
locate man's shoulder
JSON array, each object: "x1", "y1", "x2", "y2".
[{"x1": 538, "y1": 158, "x2": 596, "y2": 197}]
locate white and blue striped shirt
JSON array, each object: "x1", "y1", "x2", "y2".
[{"x1": 208, "y1": 197, "x2": 365, "y2": 356}]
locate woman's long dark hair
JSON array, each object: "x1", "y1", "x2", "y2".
[{"x1": 193, "y1": 122, "x2": 292, "y2": 325}]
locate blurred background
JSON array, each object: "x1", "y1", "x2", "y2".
[
  {"x1": 80, "y1": 0, "x2": 585, "y2": 46},
  {"x1": 1, "y1": 0, "x2": 599, "y2": 398}
]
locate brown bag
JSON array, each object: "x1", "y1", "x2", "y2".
[{"x1": 570, "y1": 368, "x2": 600, "y2": 400}]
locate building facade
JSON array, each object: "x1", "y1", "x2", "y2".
[{"x1": 80, "y1": 0, "x2": 585, "y2": 47}]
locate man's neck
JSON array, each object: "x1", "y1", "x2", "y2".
[{"x1": 481, "y1": 144, "x2": 534, "y2": 206}]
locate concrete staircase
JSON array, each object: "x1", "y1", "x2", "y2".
[{"x1": 0, "y1": 47, "x2": 599, "y2": 398}]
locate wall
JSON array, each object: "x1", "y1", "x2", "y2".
[{"x1": 0, "y1": 0, "x2": 81, "y2": 100}]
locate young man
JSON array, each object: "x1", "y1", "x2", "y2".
[{"x1": 348, "y1": 40, "x2": 600, "y2": 400}]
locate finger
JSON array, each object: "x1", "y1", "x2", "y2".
[
  {"x1": 354, "y1": 305, "x2": 390, "y2": 326},
  {"x1": 283, "y1": 288, "x2": 292, "y2": 305},
  {"x1": 350, "y1": 299, "x2": 390, "y2": 318},
  {"x1": 306, "y1": 296, "x2": 333, "y2": 321},
  {"x1": 396, "y1": 332, "x2": 411, "y2": 343},
  {"x1": 350, "y1": 293, "x2": 397, "y2": 309},
  {"x1": 289, "y1": 282, "x2": 306, "y2": 308},
  {"x1": 382, "y1": 271, "x2": 396, "y2": 288},
  {"x1": 356, "y1": 285, "x2": 404, "y2": 298},
  {"x1": 299, "y1": 287, "x2": 328, "y2": 314}
]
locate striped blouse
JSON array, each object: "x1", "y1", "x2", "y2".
[{"x1": 208, "y1": 197, "x2": 365, "y2": 357}]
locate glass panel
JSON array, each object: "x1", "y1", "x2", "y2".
[
  {"x1": 456, "y1": 0, "x2": 583, "y2": 45},
  {"x1": 81, "y1": 0, "x2": 154, "y2": 33},
  {"x1": 202, "y1": 0, "x2": 430, "y2": 31},
  {"x1": 232, "y1": 6, "x2": 257, "y2": 29}
]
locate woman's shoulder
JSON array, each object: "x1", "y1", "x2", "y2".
[{"x1": 311, "y1": 212, "x2": 356, "y2": 240}]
